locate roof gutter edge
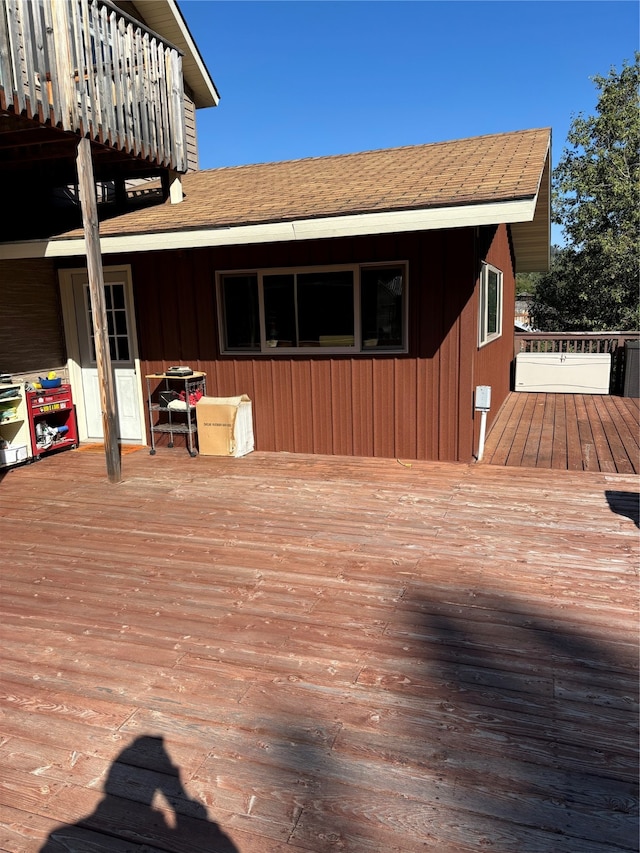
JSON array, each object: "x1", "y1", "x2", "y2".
[{"x1": 0, "y1": 197, "x2": 537, "y2": 260}]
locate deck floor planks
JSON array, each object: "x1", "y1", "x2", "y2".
[
  {"x1": 610, "y1": 396, "x2": 640, "y2": 448},
  {"x1": 498, "y1": 393, "x2": 535, "y2": 468},
  {"x1": 597, "y1": 396, "x2": 640, "y2": 473},
  {"x1": 484, "y1": 392, "x2": 639, "y2": 473},
  {"x1": 578, "y1": 394, "x2": 610, "y2": 471},
  {"x1": 550, "y1": 392, "x2": 569, "y2": 468},
  {"x1": 0, "y1": 449, "x2": 637, "y2": 852},
  {"x1": 518, "y1": 393, "x2": 547, "y2": 468},
  {"x1": 582, "y1": 396, "x2": 618, "y2": 473},
  {"x1": 564, "y1": 394, "x2": 587, "y2": 470},
  {"x1": 480, "y1": 391, "x2": 523, "y2": 466},
  {"x1": 590, "y1": 395, "x2": 634, "y2": 472},
  {"x1": 536, "y1": 392, "x2": 557, "y2": 468}
]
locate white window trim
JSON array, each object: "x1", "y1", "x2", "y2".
[
  {"x1": 478, "y1": 262, "x2": 503, "y2": 348},
  {"x1": 216, "y1": 262, "x2": 409, "y2": 355}
]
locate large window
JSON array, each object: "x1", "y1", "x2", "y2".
[
  {"x1": 478, "y1": 263, "x2": 503, "y2": 347},
  {"x1": 218, "y1": 263, "x2": 407, "y2": 353}
]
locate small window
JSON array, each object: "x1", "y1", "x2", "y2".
[
  {"x1": 478, "y1": 263, "x2": 503, "y2": 347},
  {"x1": 217, "y1": 263, "x2": 407, "y2": 354},
  {"x1": 361, "y1": 266, "x2": 405, "y2": 349}
]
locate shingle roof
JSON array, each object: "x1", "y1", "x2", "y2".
[{"x1": 63, "y1": 127, "x2": 550, "y2": 239}]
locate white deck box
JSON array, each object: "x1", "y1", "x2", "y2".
[{"x1": 515, "y1": 352, "x2": 611, "y2": 394}]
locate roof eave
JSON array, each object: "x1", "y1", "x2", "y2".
[
  {"x1": 510, "y1": 146, "x2": 552, "y2": 273},
  {"x1": 136, "y1": 0, "x2": 220, "y2": 108},
  {"x1": 0, "y1": 196, "x2": 543, "y2": 260}
]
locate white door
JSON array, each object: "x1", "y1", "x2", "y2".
[{"x1": 70, "y1": 269, "x2": 144, "y2": 443}]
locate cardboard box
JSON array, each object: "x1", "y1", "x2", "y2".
[{"x1": 196, "y1": 395, "x2": 254, "y2": 457}]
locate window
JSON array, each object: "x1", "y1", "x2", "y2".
[
  {"x1": 220, "y1": 274, "x2": 260, "y2": 350},
  {"x1": 85, "y1": 282, "x2": 131, "y2": 362},
  {"x1": 217, "y1": 263, "x2": 407, "y2": 354},
  {"x1": 478, "y1": 263, "x2": 503, "y2": 347}
]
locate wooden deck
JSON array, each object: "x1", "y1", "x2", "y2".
[
  {"x1": 0, "y1": 449, "x2": 638, "y2": 853},
  {"x1": 483, "y1": 393, "x2": 639, "y2": 474}
]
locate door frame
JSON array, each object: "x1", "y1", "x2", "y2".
[{"x1": 58, "y1": 264, "x2": 147, "y2": 445}]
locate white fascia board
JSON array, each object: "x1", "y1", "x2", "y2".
[
  {"x1": 291, "y1": 197, "x2": 536, "y2": 241},
  {"x1": 0, "y1": 197, "x2": 537, "y2": 260}
]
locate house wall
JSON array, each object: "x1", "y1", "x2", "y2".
[
  {"x1": 184, "y1": 90, "x2": 199, "y2": 171},
  {"x1": 0, "y1": 259, "x2": 66, "y2": 374},
  {"x1": 42, "y1": 223, "x2": 513, "y2": 461},
  {"x1": 473, "y1": 224, "x2": 518, "y2": 450},
  {"x1": 82, "y1": 225, "x2": 514, "y2": 463}
]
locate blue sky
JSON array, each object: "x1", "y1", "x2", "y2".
[{"x1": 181, "y1": 1, "x2": 638, "y2": 242}]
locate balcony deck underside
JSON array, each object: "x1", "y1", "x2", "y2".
[{"x1": 0, "y1": 106, "x2": 175, "y2": 184}]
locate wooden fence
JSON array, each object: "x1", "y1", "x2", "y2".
[{"x1": 0, "y1": 0, "x2": 187, "y2": 171}]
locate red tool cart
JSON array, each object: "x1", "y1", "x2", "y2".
[{"x1": 27, "y1": 384, "x2": 78, "y2": 460}]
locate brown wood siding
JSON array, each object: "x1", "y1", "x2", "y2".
[
  {"x1": 439, "y1": 229, "x2": 477, "y2": 460},
  {"x1": 184, "y1": 92, "x2": 199, "y2": 171},
  {"x1": 473, "y1": 224, "x2": 517, "y2": 454},
  {"x1": 89, "y1": 227, "x2": 499, "y2": 462},
  {"x1": 0, "y1": 259, "x2": 66, "y2": 373}
]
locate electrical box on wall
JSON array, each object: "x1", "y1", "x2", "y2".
[{"x1": 475, "y1": 385, "x2": 491, "y2": 411}]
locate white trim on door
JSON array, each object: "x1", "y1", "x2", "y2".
[{"x1": 58, "y1": 265, "x2": 147, "y2": 445}]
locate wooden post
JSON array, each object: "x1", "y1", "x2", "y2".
[
  {"x1": 76, "y1": 137, "x2": 122, "y2": 483},
  {"x1": 161, "y1": 169, "x2": 183, "y2": 204}
]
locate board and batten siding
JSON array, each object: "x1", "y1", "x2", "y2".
[
  {"x1": 96, "y1": 224, "x2": 513, "y2": 462},
  {"x1": 473, "y1": 222, "x2": 518, "y2": 451},
  {"x1": 0, "y1": 258, "x2": 66, "y2": 373}
]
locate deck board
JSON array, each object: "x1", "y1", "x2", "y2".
[
  {"x1": 0, "y1": 448, "x2": 638, "y2": 853},
  {"x1": 484, "y1": 393, "x2": 639, "y2": 473}
]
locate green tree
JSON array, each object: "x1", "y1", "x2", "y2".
[
  {"x1": 532, "y1": 54, "x2": 640, "y2": 331},
  {"x1": 515, "y1": 271, "x2": 541, "y2": 297}
]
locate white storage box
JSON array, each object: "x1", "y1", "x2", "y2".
[
  {"x1": 196, "y1": 395, "x2": 254, "y2": 457},
  {"x1": 515, "y1": 352, "x2": 611, "y2": 394},
  {"x1": 0, "y1": 444, "x2": 28, "y2": 465}
]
